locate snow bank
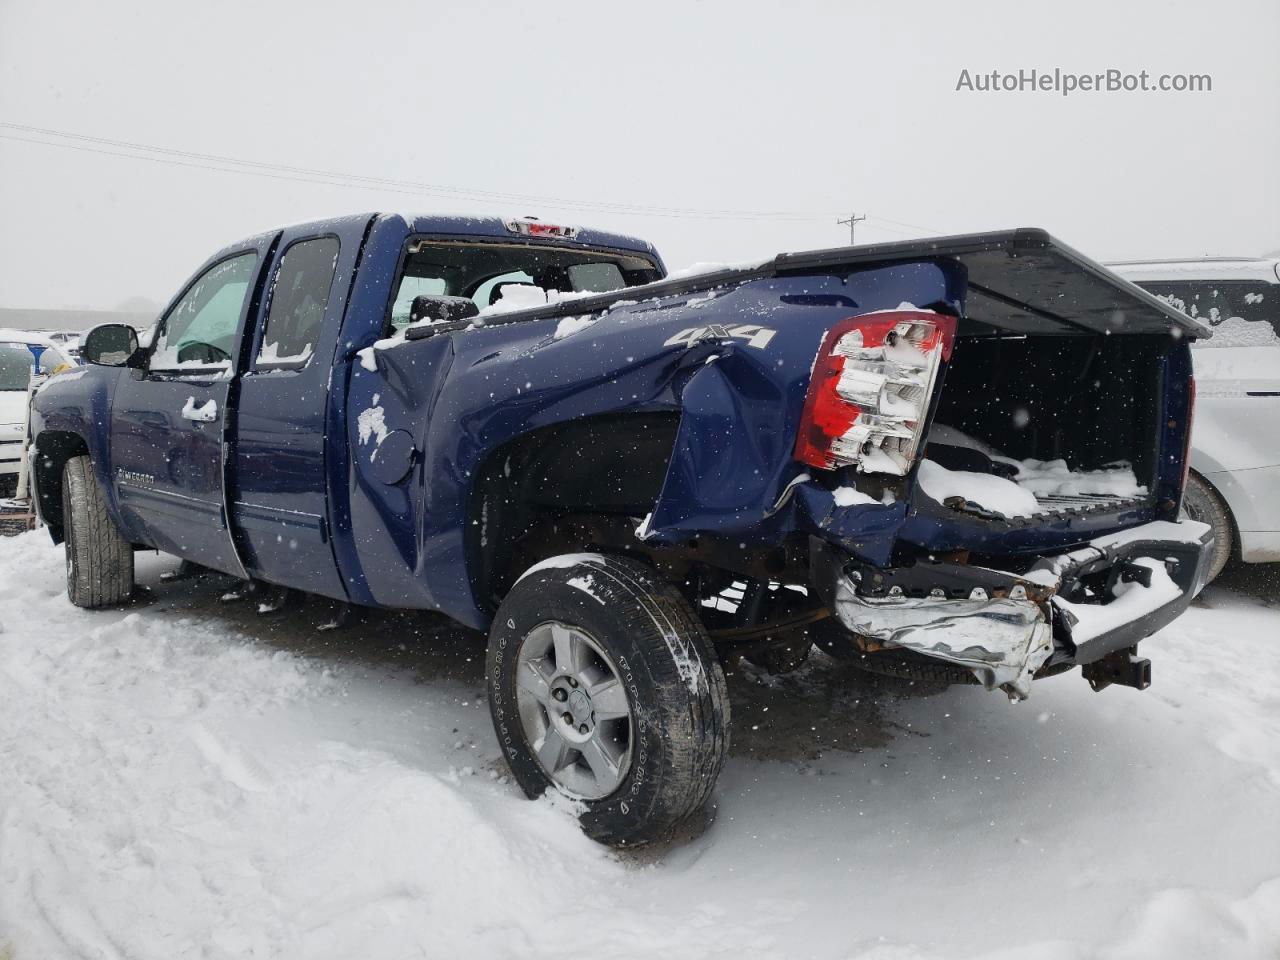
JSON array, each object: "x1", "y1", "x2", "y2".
[
  {"x1": 0, "y1": 536, "x2": 767, "y2": 959},
  {"x1": 3, "y1": 533, "x2": 1278, "y2": 960}
]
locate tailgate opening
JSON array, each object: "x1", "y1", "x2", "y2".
[{"x1": 918, "y1": 330, "x2": 1168, "y2": 521}]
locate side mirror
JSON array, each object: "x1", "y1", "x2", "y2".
[
  {"x1": 82, "y1": 323, "x2": 140, "y2": 367},
  {"x1": 409, "y1": 295, "x2": 479, "y2": 325}
]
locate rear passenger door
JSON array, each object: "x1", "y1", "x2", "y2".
[{"x1": 229, "y1": 220, "x2": 367, "y2": 599}]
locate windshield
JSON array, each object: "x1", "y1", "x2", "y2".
[{"x1": 389, "y1": 240, "x2": 661, "y2": 330}]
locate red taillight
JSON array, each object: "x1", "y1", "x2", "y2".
[
  {"x1": 794, "y1": 310, "x2": 956, "y2": 474},
  {"x1": 1180, "y1": 376, "x2": 1197, "y2": 495}
]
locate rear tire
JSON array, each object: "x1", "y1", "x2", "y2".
[
  {"x1": 1181, "y1": 472, "x2": 1232, "y2": 584},
  {"x1": 62, "y1": 455, "x2": 134, "y2": 608},
  {"x1": 487, "y1": 553, "x2": 730, "y2": 847}
]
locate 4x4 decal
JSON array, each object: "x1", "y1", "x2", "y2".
[{"x1": 663, "y1": 323, "x2": 777, "y2": 351}]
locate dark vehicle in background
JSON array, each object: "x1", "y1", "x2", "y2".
[{"x1": 30, "y1": 214, "x2": 1212, "y2": 845}]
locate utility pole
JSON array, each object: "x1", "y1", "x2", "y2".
[{"x1": 837, "y1": 212, "x2": 867, "y2": 245}]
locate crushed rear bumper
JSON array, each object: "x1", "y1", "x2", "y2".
[{"x1": 814, "y1": 518, "x2": 1214, "y2": 698}]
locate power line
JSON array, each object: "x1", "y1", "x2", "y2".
[
  {"x1": 866, "y1": 213, "x2": 948, "y2": 236},
  {"x1": 0, "y1": 121, "x2": 948, "y2": 241},
  {"x1": 0, "y1": 121, "x2": 834, "y2": 223}
]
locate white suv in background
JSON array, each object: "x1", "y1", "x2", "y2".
[
  {"x1": 1111, "y1": 257, "x2": 1280, "y2": 581},
  {"x1": 1, "y1": 332, "x2": 75, "y2": 498}
]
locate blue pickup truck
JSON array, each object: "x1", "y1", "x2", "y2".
[{"x1": 30, "y1": 213, "x2": 1212, "y2": 845}]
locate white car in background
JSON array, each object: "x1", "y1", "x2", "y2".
[
  {"x1": 1, "y1": 331, "x2": 75, "y2": 498},
  {"x1": 1111, "y1": 257, "x2": 1280, "y2": 581},
  {"x1": 42, "y1": 329, "x2": 83, "y2": 361}
]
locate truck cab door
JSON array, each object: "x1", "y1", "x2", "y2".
[
  {"x1": 229, "y1": 221, "x2": 368, "y2": 599},
  {"x1": 109, "y1": 239, "x2": 273, "y2": 577}
]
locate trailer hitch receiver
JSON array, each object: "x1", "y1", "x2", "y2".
[{"x1": 1082, "y1": 646, "x2": 1152, "y2": 692}]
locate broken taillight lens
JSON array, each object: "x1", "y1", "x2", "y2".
[{"x1": 794, "y1": 310, "x2": 956, "y2": 475}]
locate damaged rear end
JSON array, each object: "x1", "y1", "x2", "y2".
[
  {"x1": 783, "y1": 230, "x2": 1214, "y2": 697},
  {"x1": 454, "y1": 228, "x2": 1214, "y2": 702}
]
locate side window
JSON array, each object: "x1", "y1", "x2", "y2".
[
  {"x1": 1140, "y1": 280, "x2": 1280, "y2": 348},
  {"x1": 151, "y1": 254, "x2": 258, "y2": 373},
  {"x1": 257, "y1": 237, "x2": 340, "y2": 366},
  {"x1": 390, "y1": 275, "x2": 448, "y2": 330},
  {"x1": 568, "y1": 262, "x2": 625, "y2": 293}
]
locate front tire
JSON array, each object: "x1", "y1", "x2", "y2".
[
  {"x1": 487, "y1": 554, "x2": 730, "y2": 847},
  {"x1": 62, "y1": 455, "x2": 134, "y2": 608},
  {"x1": 1181, "y1": 472, "x2": 1233, "y2": 584}
]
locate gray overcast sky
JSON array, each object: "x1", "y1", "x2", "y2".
[{"x1": 1, "y1": 0, "x2": 1277, "y2": 312}]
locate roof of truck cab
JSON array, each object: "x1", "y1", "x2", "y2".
[
  {"x1": 384, "y1": 213, "x2": 663, "y2": 264},
  {"x1": 1108, "y1": 257, "x2": 1280, "y2": 284}
]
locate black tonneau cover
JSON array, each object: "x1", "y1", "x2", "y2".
[
  {"x1": 776, "y1": 228, "x2": 1211, "y2": 338},
  {"x1": 407, "y1": 227, "x2": 1210, "y2": 340}
]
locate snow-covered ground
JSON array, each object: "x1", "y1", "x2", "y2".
[{"x1": 2, "y1": 532, "x2": 1278, "y2": 960}]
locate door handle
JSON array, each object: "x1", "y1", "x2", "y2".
[{"x1": 181, "y1": 396, "x2": 218, "y2": 423}]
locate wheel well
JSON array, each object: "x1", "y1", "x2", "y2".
[
  {"x1": 32, "y1": 431, "x2": 90, "y2": 543},
  {"x1": 1188, "y1": 468, "x2": 1242, "y2": 560},
  {"x1": 466, "y1": 413, "x2": 680, "y2": 613}
]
